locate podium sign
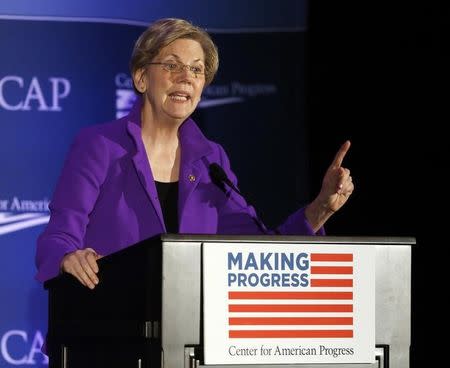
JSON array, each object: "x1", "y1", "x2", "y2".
[{"x1": 203, "y1": 242, "x2": 375, "y2": 365}]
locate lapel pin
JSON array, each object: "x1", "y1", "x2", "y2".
[{"x1": 188, "y1": 174, "x2": 196, "y2": 182}]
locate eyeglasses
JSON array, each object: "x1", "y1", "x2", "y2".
[{"x1": 147, "y1": 62, "x2": 205, "y2": 77}]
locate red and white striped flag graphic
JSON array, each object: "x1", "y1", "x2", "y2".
[{"x1": 228, "y1": 253, "x2": 353, "y2": 339}]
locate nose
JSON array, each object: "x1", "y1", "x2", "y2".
[
  {"x1": 174, "y1": 66, "x2": 195, "y2": 83},
  {"x1": 180, "y1": 65, "x2": 198, "y2": 78}
]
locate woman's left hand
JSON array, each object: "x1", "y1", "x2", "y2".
[
  {"x1": 319, "y1": 140, "x2": 354, "y2": 212},
  {"x1": 306, "y1": 140, "x2": 354, "y2": 231}
]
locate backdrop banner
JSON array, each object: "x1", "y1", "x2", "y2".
[{"x1": 0, "y1": 18, "x2": 307, "y2": 367}]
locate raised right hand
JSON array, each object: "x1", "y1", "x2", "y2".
[{"x1": 61, "y1": 248, "x2": 102, "y2": 289}]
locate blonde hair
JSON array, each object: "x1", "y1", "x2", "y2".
[{"x1": 130, "y1": 18, "x2": 219, "y2": 93}]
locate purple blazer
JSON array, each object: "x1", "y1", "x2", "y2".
[{"x1": 35, "y1": 101, "x2": 322, "y2": 282}]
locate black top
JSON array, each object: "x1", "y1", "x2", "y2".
[{"x1": 155, "y1": 181, "x2": 179, "y2": 233}]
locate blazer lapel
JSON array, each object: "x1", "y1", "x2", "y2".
[
  {"x1": 126, "y1": 112, "x2": 166, "y2": 232},
  {"x1": 178, "y1": 119, "x2": 213, "y2": 231},
  {"x1": 178, "y1": 160, "x2": 202, "y2": 229}
]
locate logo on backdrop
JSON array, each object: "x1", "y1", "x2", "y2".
[
  {"x1": 114, "y1": 73, "x2": 277, "y2": 118},
  {"x1": 0, "y1": 76, "x2": 71, "y2": 112},
  {"x1": 115, "y1": 73, "x2": 137, "y2": 119},
  {"x1": 199, "y1": 82, "x2": 277, "y2": 108},
  {"x1": 0, "y1": 197, "x2": 50, "y2": 236},
  {"x1": 0, "y1": 330, "x2": 48, "y2": 365}
]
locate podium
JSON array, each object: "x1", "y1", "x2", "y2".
[{"x1": 44, "y1": 235, "x2": 415, "y2": 368}]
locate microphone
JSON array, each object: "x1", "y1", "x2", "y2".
[
  {"x1": 208, "y1": 162, "x2": 270, "y2": 234},
  {"x1": 209, "y1": 162, "x2": 241, "y2": 196}
]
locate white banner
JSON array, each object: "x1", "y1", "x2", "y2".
[{"x1": 203, "y1": 242, "x2": 375, "y2": 365}]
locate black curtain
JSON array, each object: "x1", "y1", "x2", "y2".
[{"x1": 306, "y1": 2, "x2": 446, "y2": 367}]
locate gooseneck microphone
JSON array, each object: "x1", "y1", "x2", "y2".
[
  {"x1": 208, "y1": 162, "x2": 270, "y2": 234},
  {"x1": 209, "y1": 162, "x2": 242, "y2": 195}
]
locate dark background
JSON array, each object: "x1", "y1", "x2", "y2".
[{"x1": 307, "y1": 2, "x2": 446, "y2": 366}]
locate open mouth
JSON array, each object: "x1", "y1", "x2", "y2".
[{"x1": 169, "y1": 92, "x2": 191, "y2": 102}]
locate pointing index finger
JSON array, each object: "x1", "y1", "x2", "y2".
[{"x1": 331, "y1": 140, "x2": 351, "y2": 168}]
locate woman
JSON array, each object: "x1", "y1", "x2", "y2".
[{"x1": 35, "y1": 18, "x2": 353, "y2": 289}]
